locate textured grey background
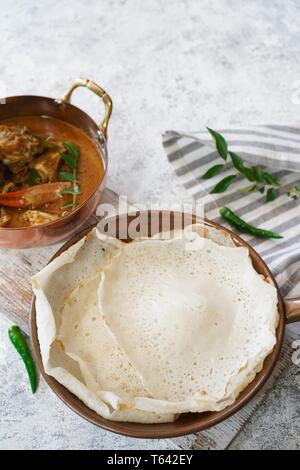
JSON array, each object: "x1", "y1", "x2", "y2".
[{"x1": 0, "y1": 0, "x2": 299, "y2": 450}]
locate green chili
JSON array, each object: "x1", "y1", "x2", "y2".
[
  {"x1": 220, "y1": 207, "x2": 283, "y2": 239},
  {"x1": 8, "y1": 325, "x2": 37, "y2": 394}
]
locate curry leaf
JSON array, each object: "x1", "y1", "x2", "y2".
[
  {"x1": 210, "y1": 175, "x2": 237, "y2": 194},
  {"x1": 61, "y1": 142, "x2": 80, "y2": 206},
  {"x1": 63, "y1": 141, "x2": 79, "y2": 158},
  {"x1": 266, "y1": 187, "x2": 280, "y2": 203},
  {"x1": 229, "y1": 151, "x2": 244, "y2": 171},
  {"x1": 26, "y1": 168, "x2": 41, "y2": 185},
  {"x1": 61, "y1": 152, "x2": 77, "y2": 169},
  {"x1": 253, "y1": 166, "x2": 264, "y2": 183},
  {"x1": 229, "y1": 152, "x2": 256, "y2": 181},
  {"x1": 60, "y1": 186, "x2": 81, "y2": 195},
  {"x1": 241, "y1": 167, "x2": 256, "y2": 182},
  {"x1": 58, "y1": 171, "x2": 75, "y2": 182},
  {"x1": 262, "y1": 171, "x2": 280, "y2": 186},
  {"x1": 207, "y1": 128, "x2": 228, "y2": 160},
  {"x1": 201, "y1": 164, "x2": 225, "y2": 179},
  {"x1": 229, "y1": 152, "x2": 255, "y2": 180}
]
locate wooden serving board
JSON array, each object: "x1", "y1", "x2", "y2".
[{"x1": 0, "y1": 187, "x2": 119, "y2": 334}]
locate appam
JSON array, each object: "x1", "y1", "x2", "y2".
[
  {"x1": 32, "y1": 228, "x2": 175, "y2": 423},
  {"x1": 32, "y1": 224, "x2": 279, "y2": 422},
  {"x1": 99, "y1": 227, "x2": 279, "y2": 414}
]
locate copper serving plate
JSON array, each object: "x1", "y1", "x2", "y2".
[
  {"x1": 0, "y1": 78, "x2": 112, "y2": 248},
  {"x1": 30, "y1": 210, "x2": 300, "y2": 439}
]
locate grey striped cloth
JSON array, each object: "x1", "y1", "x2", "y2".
[
  {"x1": 163, "y1": 126, "x2": 300, "y2": 300},
  {"x1": 163, "y1": 125, "x2": 300, "y2": 450}
]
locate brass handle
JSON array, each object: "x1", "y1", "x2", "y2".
[
  {"x1": 58, "y1": 78, "x2": 112, "y2": 138},
  {"x1": 284, "y1": 297, "x2": 300, "y2": 323}
]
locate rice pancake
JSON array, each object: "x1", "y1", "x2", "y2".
[
  {"x1": 32, "y1": 228, "x2": 175, "y2": 423},
  {"x1": 99, "y1": 227, "x2": 278, "y2": 414},
  {"x1": 32, "y1": 224, "x2": 279, "y2": 421}
]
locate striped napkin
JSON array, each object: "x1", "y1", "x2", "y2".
[{"x1": 162, "y1": 125, "x2": 300, "y2": 450}]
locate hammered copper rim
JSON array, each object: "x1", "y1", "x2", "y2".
[{"x1": 29, "y1": 211, "x2": 286, "y2": 439}]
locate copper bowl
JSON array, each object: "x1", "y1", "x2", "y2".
[
  {"x1": 30, "y1": 210, "x2": 300, "y2": 438},
  {"x1": 0, "y1": 78, "x2": 112, "y2": 248}
]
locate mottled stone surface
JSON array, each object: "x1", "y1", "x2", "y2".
[
  {"x1": 0, "y1": 0, "x2": 299, "y2": 450},
  {"x1": 230, "y1": 361, "x2": 300, "y2": 450}
]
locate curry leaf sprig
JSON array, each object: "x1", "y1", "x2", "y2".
[
  {"x1": 26, "y1": 168, "x2": 41, "y2": 185},
  {"x1": 203, "y1": 128, "x2": 300, "y2": 202},
  {"x1": 58, "y1": 141, "x2": 80, "y2": 208}
]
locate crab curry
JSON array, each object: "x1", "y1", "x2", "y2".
[{"x1": 0, "y1": 116, "x2": 104, "y2": 228}]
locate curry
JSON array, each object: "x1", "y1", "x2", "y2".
[{"x1": 0, "y1": 116, "x2": 104, "y2": 228}]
